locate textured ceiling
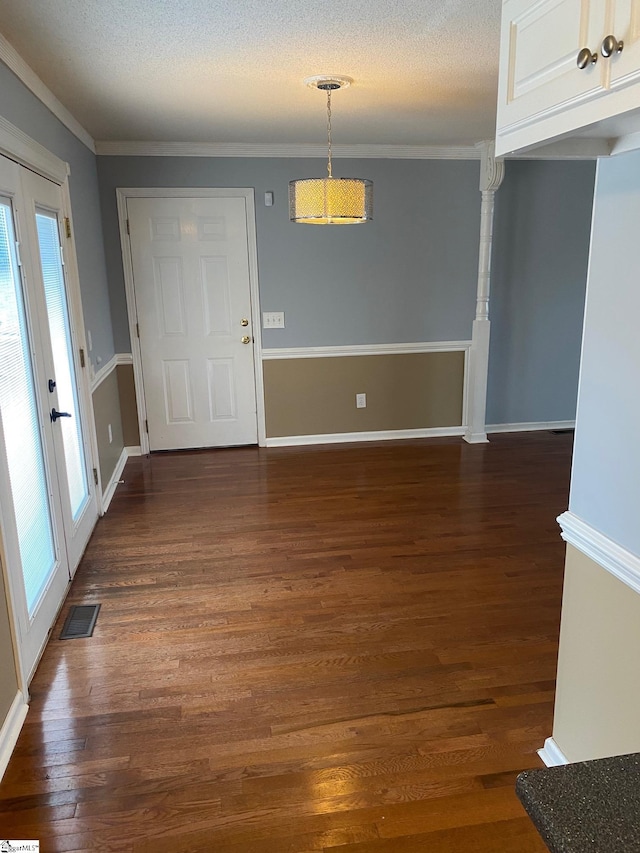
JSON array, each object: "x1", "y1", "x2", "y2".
[{"x1": 0, "y1": 0, "x2": 503, "y2": 146}]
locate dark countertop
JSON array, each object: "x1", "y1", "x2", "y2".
[{"x1": 516, "y1": 753, "x2": 640, "y2": 852}]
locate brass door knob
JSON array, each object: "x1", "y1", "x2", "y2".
[
  {"x1": 240, "y1": 318, "x2": 249, "y2": 327},
  {"x1": 601, "y1": 35, "x2": 624, "y2": 57},
  {"x1": 241, "y1": 336, "x2": 251, "y2": 344},
  {"x1": 577, "y1": 47, "x2": 598, "y2": 68}
]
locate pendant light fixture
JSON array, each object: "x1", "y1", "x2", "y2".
[{"x1": 289, "y1": 76, "x2": 373, "y2": 225}]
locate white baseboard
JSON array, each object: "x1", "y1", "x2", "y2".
[
  {"x1": 538, "y1": 737, "x2": 570, "y2": 767},
  {"x1": 486, "y1": 420, "x2": 575, "y2": 434},
  {"x1": 0, "y1": 691, "x2": 28, "y2": 781},
  {"x1": 125, "y1": 445, "x2": 142, "y2": 457},
  {"x1": 101, "y1": 447, "x2": 129, "y2": 513},
  {"x1": 265, "y1": 426, "x2": 465, "y2": 448},
  {"x1": 463, "y1": 432, "x2": 489, "y2": 444}
]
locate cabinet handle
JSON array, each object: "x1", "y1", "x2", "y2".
[
  {"x1": 601, "y1": 35, "x2": 624, "y2": 57},
  {"x1": 577, "y1": 47, "x2": 598, "y2": 69}
]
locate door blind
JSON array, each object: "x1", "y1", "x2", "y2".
[{"x1": 0, "y1": 199, "x2": 56, "y2": 614}]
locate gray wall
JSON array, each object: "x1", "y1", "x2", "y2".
[
  {"x1": 98, "y1": 155, "x2": 593, "y2": 427},
  {"x1": 486, "y1": 159, "x2": 595, "y2": 425},
  {"x1": 569, "y1": 150, "x2": 640, "y2": 554},
  {"x1": 0, "y1": 61, "x2": 114, "y2": 371},
  {"x1": 96, "y1": 157, "x2": 482, "y2": 352}
]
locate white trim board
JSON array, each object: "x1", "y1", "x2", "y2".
[
  {"x1": 0, "y1": 115, "x2": 68, "y2": 185},
  {"x1": 95, "y1": 140, "x2": 605, "y2": 161},
  {"x1": 557, "y1": 511, "x2": 640, "y2": 597},
  {"x1": 538, "y1": 737, "x2": 570, "y2": 767},
  {"x1": 90, "y1": 353, "x2": 133, "y2": 393},
  {"x1": 266, "y1": 426, "x2": 465, "y2": 448},
  {"x1": 262, "y1": 341, "x2": 471, "y2": 360},
  {"x1": 102, "y1": 445, "x2": 144, "y2": 515},
  {"x1": 487, "y1": 420, "x2": 575, "y2": 434},
  {"x1": 0, "y1": 691, "x2": 28, "y2": 781},
  {"x1": 0, "y1": 33, "x2": 95, "y2": 153},
  {"x1": 101, "y1": 447, "x2": 128, "y2": 514},
  {"x1": 97, "y1": 141, "x2": 482, "y2": 159}
]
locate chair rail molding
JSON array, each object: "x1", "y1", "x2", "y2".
[
  {"x1": 557, "y1": 511, "x2": 640, "y2": 597},
  {"x1": 464, "y1": 140, "x2": 505, "y2": 445}
]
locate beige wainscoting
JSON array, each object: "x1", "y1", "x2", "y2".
[
  {"x1": 552, "y1": 543, "x2": 640, "y2": 762},
  {"x1": 263, "y1": 351, "x2": 466, "y2": 439},
  {"x1": 0, "y1": 571, "x2": 18, "y2": 722},
  {"x1": 92, "y1": 367, "x2": 125, "y2": 487},
  {"x1": 116, "y1": 363, "x2": 140, "y2": 447}
]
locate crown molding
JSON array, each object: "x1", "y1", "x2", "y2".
[
  {"x1": 94, "y1": 140, "x2": 482, "y2": 159},
  {"x1": 94, "y1": 138, "x2": 605, "y2": 160},
  {"x1": 0, "y1": 32, "x2": 95, "y2": 153}
]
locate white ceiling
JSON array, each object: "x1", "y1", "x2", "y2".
[{"x1": 0, "y1": 0, "x2": 503, "y2": 148}]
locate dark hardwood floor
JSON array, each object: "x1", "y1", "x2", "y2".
[{"x1": 0, "y1": 431, "x2": 573, "y2": 851}]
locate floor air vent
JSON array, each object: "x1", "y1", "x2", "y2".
[{"x1": 60, "y1": 604, "x2": 101, "y2": 639}]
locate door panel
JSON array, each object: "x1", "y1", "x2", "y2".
[
  {"x1": 37, "y1": 210, "x2": 89, "y2": 519},
  {"x1": 19, "y1": 169, "x2": 98, "y2": 573},
  {"x1": 0, "y1": 164, "x2": 70, "y2": 678},
  {"x1": 498, "y1": 0, "x2": 606, "y2": 131},
  {"x1": 610, "y1": 0, "x2": 640, "y2": 91},
  {"x1": 128, "y1": 196, "x2": 258, "y2": 451}
]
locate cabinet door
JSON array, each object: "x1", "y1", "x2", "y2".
[
  {"x1": 497, "y1": 0, "x2": 606, "y2": 143},
  {"x1": 608, "y1": 0, "x2": 640, "y2": 91}
]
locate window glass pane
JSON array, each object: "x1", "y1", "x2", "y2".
[
  {"x1": 0, "y1": 199, "x2": 56, "y2": 614},
  {"x1": 36, "y1": 210, "x2": 88, "y2": 520}
]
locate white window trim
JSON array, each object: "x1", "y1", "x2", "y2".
[{"x1": 0, "y1": 115, "x2": 69, "y2": 185}]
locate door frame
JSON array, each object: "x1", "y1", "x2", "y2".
[
  {"x1": 0, "y1": 117, "x2": 100, "y2": 687},
  {"x1": 116, "y1": 188, "x2": 266, "y2": 453}
]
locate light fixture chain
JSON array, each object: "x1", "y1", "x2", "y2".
[{"x1": 326, "y1": 88, "x2": 332, "y2": 179}]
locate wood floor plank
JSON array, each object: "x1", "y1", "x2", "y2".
[{"x1": 0, "y1": 432, "x2": 571, "y2": 850}]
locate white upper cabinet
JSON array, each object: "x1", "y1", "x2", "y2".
[
  {"x1": 496, "y1": 0, "x2": 640, "y2": 155},
  {"x1": 610, "y1": 0, "x2": 640, "y2": 89}
]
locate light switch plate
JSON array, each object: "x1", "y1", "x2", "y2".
[{"x1": 263, "y1": 311, "x2": 285, "y2": 328}]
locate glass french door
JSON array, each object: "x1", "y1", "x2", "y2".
[
  {"x1": 0, "y1": 156, "x2": 97, "y2": 680},
  {"x1": 21, "y1": 168, "x2": 97, "y2": 571}
]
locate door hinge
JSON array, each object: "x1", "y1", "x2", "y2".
[
  {"x1": 64, "y1": 217, "x2": 72, "y2": 239},
  {"x1": 136, "y1": 322, "x2": 140, "y2": 338},
  {"x1": 145, "y1": 419, "x2": 149, "y2": 433},
  {"x1": 79, "y1": 347, "x2": 85, "y2": 368},
  {"x1": 93, "y1": 468, "x2": 99, "y2": 485},
  {"x1": 126, "y1": 218, "x2": 130, "y2": 235}
]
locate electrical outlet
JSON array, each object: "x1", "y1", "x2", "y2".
[
  {"x1": 108, "y1": 423, "x2": 113, "y2": 444},
  {"x1": 263, "y1": 311, "x2": 285, "y2": 328},
  {"x1": 356, "y1": 393, "x2": 367, "y2": 409}
]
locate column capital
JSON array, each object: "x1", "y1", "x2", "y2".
[{"x1": 478, "y1": 140, "x2": 505, "y2": 193}]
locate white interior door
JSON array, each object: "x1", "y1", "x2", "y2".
[
  {"x1": 0, "y1": 155, "x2": 97, "y2": 679},
  {"x1": 127, "y1": 196, "x2": 258, "y2": 451}
]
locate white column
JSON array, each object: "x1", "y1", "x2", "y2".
[{"x1": 464, "y1": 141, "x2": 504, "y2": 444}]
